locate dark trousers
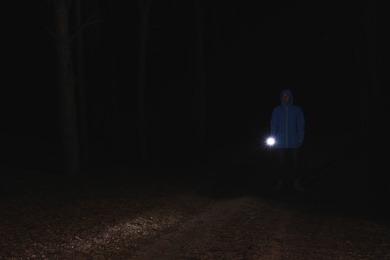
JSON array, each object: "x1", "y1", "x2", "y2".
[{"x1": 277, "y1": 148, "x2": 300, "y2": 180}]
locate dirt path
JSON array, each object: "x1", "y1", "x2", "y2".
[
  {"x1": 2, "y1": 171, "x2": 390, "y2": 260},
  {"x1": 134, "y1": 197, "x2": 390, "y2": 260},
  {"x1": 134, "y1": 197, "x2": 248, "y2": 260}
]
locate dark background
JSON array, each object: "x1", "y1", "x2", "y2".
[{"x1": 2, "y1": 0, "x2": 389, "y2": 189}]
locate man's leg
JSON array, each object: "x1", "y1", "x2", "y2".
[
  {"x1": 291, "y1": 149, "x2": 300, "y2": 178},
  {"x1": 274, "y1": 148, "x2": 286, "y2": 190},
  {"x1": 291, "y1": 148, "x2": 304, "y2": 191},
  {"x1": 277, "y1": 148, "x2": 287, "y2": 179}
]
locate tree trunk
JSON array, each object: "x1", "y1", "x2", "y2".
[
  {"x1": 86, "y1": 0, "x2": 103, "y2": 152},
  {"x1": 75, "y1": 0, "x2": 90, "y2": 165},
  {"x1": 109, "y1": 1, "x2": 120, "y2": 155},
  {"x1": 230, "y1": 0, "x2": 238, "y2": 43},
  {"x1": 55, "y1": 0, "x2": 80, "y2": 175},
  {"x1": 166, "y1": 0, "x2": 178, "y2": 129},
  {"x1": 169, "y1": 0, "x2": 178, "y2": 91},
  {"x1": 138, "y1": 0, "x2": 152, "y2": 164},
  {"x1": 194, "y1": 0, "x2": 206, "y2": 152},
  {"x1": 355, "y1": 25, "x2": 367, "y2": 136},
  {"x1": 363, "y1": 0, "x2": 380, "y2": 105},
  {"x1": 360, "y1": 0, "x2": 380, "y2": 137},
  {"x1": 213, "y1": 0, "x2": 220, "y2": 60}
]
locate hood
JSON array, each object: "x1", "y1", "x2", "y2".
[{"x1": 280, "y1": 89, "x2": 293, "y2": 105}]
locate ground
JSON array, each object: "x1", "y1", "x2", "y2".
[{"x1": 1, "y1": 164, "x2": 389, "y2": 260}]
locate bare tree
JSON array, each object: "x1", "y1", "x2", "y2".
[
  {"x1": 194, "y1": 0, "x2": 206, "y2": 152},
  {"x1": 74, "y1": 0, "x2": 89, "y2": 165},
  {"x1": 356, "y1": 0, "x2": 381, "y2": 135},
  {"x1": 363, "y1": 0, "x2": 381, "y2": 106},
  {"x1": 108, "y1": 1, "x2": 120, "y2": 154},
  {"x1": 54, "y1": 0, "x2": 80, "y2": 175},
  {"x1": 355, "y1": 20, "x2": 366, "y2": 136},
  {"x1": 138, "y1": 0, "x2": 152, "y2": 164},
  {"x1": 169, "y1": 0, "x2": 179, "y2": 90},
  {"x1": 212, "y1": 0, "x2": 220, "y2": 60}
]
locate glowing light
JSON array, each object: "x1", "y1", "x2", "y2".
[{"x1": 266, "y1": 137, "x2": 275, "y2": 146}]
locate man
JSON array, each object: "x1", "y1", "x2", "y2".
[{"x1": 270, "y1": 89, "x2": 305, "y2": 191}]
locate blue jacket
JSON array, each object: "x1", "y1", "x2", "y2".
[{"x1": 270, "y1": 89, "x2": 305, "y2": 148}]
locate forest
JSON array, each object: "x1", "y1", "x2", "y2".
[
  {"x1": 1, "y1": 1, "x2": 390, "y2": 258},
  {"x1": 2, "y1": 0, "x2": 389, "y2": 177}
]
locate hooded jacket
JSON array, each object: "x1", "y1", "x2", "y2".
[{"x1": 270, "y1": 89, "x2": 305, "y2": 148}]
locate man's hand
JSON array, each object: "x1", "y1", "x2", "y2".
[{"x1": 297, "y1": 142, "x2": 302, "y2": 147}]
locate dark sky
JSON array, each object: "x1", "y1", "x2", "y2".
[{"x1": 3, "y1": 0, "x2": 389, "y2": 162}]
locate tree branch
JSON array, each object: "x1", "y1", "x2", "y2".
[
  {"x1": 45, "y1": 27, "x2": 58, "y2": 41},
  {"x1": 70, "y1": 14, "x2": 103, "y2": 43}
]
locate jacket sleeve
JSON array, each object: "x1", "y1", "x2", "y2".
[
  {"x1": 297, "y1": 107, "x2": 305, "y2": 144},
  {"x1": 270, "y1": 108, "x2": 279, "y2": 137}
]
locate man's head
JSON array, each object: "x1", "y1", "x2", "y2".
[
  {"x1": 280, "y1": 89, "x2": 294, "y2": 105},
  {"x1": 282, "y1": 92, "x2": 291, "y2": 104}
]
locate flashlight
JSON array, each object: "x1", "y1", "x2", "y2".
[{"x1": 266, "y1": 137, "x2": 276, "y2": 146}]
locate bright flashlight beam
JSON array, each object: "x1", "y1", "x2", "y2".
[{"x1": 266, "y1": 137, "x2": 275, "y2": 146}]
